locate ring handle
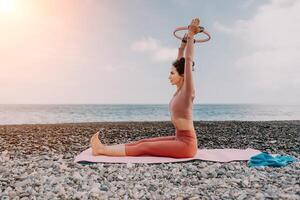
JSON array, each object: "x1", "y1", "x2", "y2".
[{"x1": 173, "y1": 26, "x2": 211, "y2": 43}]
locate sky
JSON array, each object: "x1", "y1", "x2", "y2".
[{"x1": 0, "y1": 0, "x2": 299, "y2": 104}]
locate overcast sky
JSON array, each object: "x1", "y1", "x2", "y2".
[{"x1": 0, "y1": 0, "x2": 299, "y2": 104}]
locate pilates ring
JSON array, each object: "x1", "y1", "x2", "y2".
[{"x1": 173, "y1": 26, "x2": 211, "y2": 43}]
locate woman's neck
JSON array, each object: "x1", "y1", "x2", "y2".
[
  {"x1": 176, "y1": 85, "x2": 182, "y2": 92},
  {"x1": 174, "y1": 84, "x2": 183, "y2": 97},
  {"x1": 176, "y1": 81, "x2": 183, "y2": 91}
]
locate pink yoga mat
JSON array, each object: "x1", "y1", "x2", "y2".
[{"x1": 74, "y1": 148, "x2": 261, "y2": 164}]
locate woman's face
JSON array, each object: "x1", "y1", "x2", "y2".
[{"x1": 169, "y1": 66, "x2": 183, "y2": 85}]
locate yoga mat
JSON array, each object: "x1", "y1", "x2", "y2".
[{"x1": 74, "y1": 148, "x2": 261, "y2": 164}]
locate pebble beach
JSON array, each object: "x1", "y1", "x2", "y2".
[{"x1": 0, "y1": 121, "x2": 299, "y2": 199}]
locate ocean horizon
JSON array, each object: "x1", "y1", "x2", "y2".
[{"x1": 0, "y1": 104, "x2": 299, "y2": 125}]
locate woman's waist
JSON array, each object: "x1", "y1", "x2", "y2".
[
  {"x1": 171, "y1": 117, "x2": 194, "y2": 131},
  {"x1": 175, "y1": 129, "x2": 197, "y2": 139}
]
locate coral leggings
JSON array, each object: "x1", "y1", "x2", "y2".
[{"x1": 125, "y1": 129, "x2": 198, "y2": 158}]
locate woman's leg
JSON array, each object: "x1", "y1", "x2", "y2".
[
  {"x1": 125, "y1": 136, "x2": 176, "y2": 146},
  {"x1": 91, "y1": 132, "x2": 197, "y2": 158},
  {"x1": 91, "y1": 132, "x2": 176, "y2": 157},
  {"x1": 125, "y1": 139, "x2": 197, "y2": 158},
  {"x1": 99, "y1": 136, "x2": 177, "y2": 157}
]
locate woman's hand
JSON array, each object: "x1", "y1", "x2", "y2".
[
  {"x1": 187, "y1": 18, "x2": 202, "y2": 37},
  {"x1": 180, "y1": 33, "x2": 188, "y2": 48}
]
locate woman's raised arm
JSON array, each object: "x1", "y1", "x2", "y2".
[
  {"x1": 176, "y1": 34, "x2": 187, "y2": 60},
  {"x1": 183, "y1": 33, "x2": 195, "y2": 95},
  {"x1": 182, "y1": 18, "x2": 202, "y2": 95}
]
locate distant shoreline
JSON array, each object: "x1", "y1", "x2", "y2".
[
  {"x1": 0, "y1": 120, "x2": 300, "y2": 127},
  {"x1": 1, "y1": 104, "x2": 299, "y2": 125}
]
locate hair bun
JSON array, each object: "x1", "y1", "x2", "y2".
[{"x1": 179, "y1": 57, "x2": 185, "y2": 64}]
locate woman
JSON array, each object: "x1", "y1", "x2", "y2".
[{"x1": 90, "y1": 18, "x2": 208, "y2": 158}]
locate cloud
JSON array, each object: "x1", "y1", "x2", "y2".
[
  {"x1": 130, "y1": 37, "x2": 177, "y2": 62},
  {"x1": 240, "y1": 0, "x2": 256, "y2": 8},
  {"x1": 214, "y1": 0, "x2": 300, "y2": 90},
  {"x1": 103, "y1": 64, "x2": 137, "y2": 72},
  {"x1": 212, "y1": 21, "x2": 233, "y2": 34}
]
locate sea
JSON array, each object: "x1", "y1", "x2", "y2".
[{"x1": 0, "y1": 104, "x2": 299, "y2": 125}]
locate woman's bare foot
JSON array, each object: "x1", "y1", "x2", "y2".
[{"x1": 90, "y1": 131, "x2": 106, "y2": 156}]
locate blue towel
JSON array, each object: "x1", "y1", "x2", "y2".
[{"x1": 248, "y1": 152, "x2": 297, "y2": 168}]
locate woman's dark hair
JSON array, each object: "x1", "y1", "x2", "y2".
[{"x1": 172, "y1": 57, "x2": 195, "y2": 77}]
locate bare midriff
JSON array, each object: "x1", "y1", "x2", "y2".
[{"x1": 171, "y1": 116, "x2": 195, "y2": 131}]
